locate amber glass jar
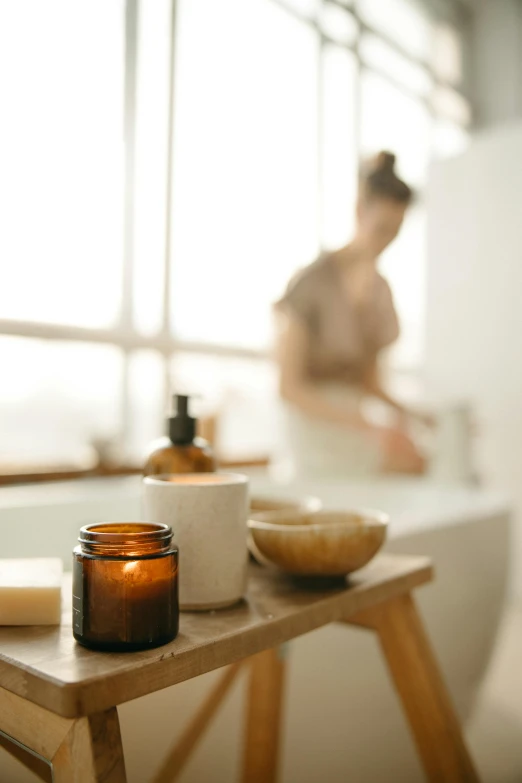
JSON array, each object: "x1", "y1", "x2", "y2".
[
  {"x1": 144, "y1": 438, "x2": 215, "y2": 476},
  {"x1": 144, "y1": 394, "x2": 215, "y2": 477},
  {"x1": 73, "y1": 523, "x2": 179, "y2": 651}
]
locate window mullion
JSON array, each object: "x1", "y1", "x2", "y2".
[
  {"x1": 317, "y1": 12, "x2": 326, "y2": 251},
  {"x1": 162, "y1": 0, "x2": 178, "y2": 343},
  {"x1": 121, "y1": 0, "x2": 139, "y2": 332}
]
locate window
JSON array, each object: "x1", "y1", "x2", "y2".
[
  {"x1": 127, "y1": 351, "x2": 166, "y2": 461},
  {"x1": 320, "y1": 4, "x2": 358, "y2": 46},
  {"x1": 278, "y1": 0, "x2": 320, "y2": 17},
  {"x1": 133, "y1": 0, "x2": 172, "y2": 336},
  {"x1": 357, "y1": 0, "x2": 432, "y2": 60},
  {"x1": 170, "y1": 0, "x2": 319, "y2": 349},
  {"x1": 0, "y1": 1, "x2": 125, "y2": 329},
  {"x1": 170, "y1": 352, "x2": 278, "y2": 459},
  {"x1": 0, "y1": 337, "x2": 123, "y2": 467},
  {"x1": 432, "y1": 85, "x2": 471, "y2": 126},
  {"x1": 360, "y1": 72, "x2": 431, "y2": 366},
  {"x1": 359, "y1": 34, "x2": 433, "y2": 96},
  {"x1": 431, "y1": 23, "x2": 463, "y2": 85},
  {"x1": 360, "y1": 71, "x2": 431, "y2": 186},
  {"x1": 321, "y1": 45, "x2": 358, "y2": 250},
  {"x1": 434, "y1": 121, "x2": 470, "y2": 158},
  {"x1": 380, "y1": 207, "x2": 427, "y2": 367},
  {"x1": 0, "y1": 0, "x2": 472, "y2": 466}
]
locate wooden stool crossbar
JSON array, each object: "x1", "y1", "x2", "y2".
[{"x1": 0, "y1": 555, "x2": 480, "y2": 783}]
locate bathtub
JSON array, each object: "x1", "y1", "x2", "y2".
[{"x1": 0, "y1": 475, "x2": 511, "y2": 783}]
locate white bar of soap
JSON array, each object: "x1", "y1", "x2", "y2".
[{"x1": 0, "y1": 558, "x2": 62, "y2": 625}]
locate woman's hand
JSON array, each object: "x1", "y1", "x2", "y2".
[
  {"x1": 362, "y1": 360, "x2": 436, "y2": 431},
  {"x1": 371, "y1": 424, "x2": 426, "y2": 475},
  {"x1": 409, "y1": 410, "x2": 437, "y2": 428},
  {"x1": 396, "y1": 408, "x2": 436, "y2": 431}
]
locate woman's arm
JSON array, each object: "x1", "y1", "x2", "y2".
[
  {"x1": 363, "y1": 358, "x2": 407, "y2": 416},
  {"x1": 276, "y1": 312, "x2": 366, "y2": 430},
  {"x1": 363, "y1": 359, "x2": 434, "y2": 427},
  {"x1": 276, "y1": 313, "x2": 426, "y2": 472}
]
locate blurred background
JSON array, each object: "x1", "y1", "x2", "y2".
[
  {"x1": 3, "y1": 0, "x2": 522, "y2": 535},
  {"x1": 1, "y1": 1, "x2": 522, "y2": 780},
  {"x1": 0, "y1": 0, "x2": 475, "y2": 469},
  {"x1": 3, "y1": 0, "x2": 522, "y2": 578}
]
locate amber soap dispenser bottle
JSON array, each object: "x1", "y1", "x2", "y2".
[{"x1": 144, "y1": 394, "x2": 216, "y2": 476}]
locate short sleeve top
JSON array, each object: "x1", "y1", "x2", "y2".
[{"x1": 275, "y1": 255, "x2": 399, "y2": 384}]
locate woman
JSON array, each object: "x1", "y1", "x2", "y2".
[{"x1": 275, "y1": 152, "x2": 428, "y2": 477}]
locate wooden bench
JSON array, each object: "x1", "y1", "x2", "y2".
[{"x1": 0, "y1": 555, "x2": 479, "y2": 782}]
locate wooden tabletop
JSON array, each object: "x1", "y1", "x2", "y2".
[{"x1": 0, "y1": 555, "x2": 432, "y2": 718}]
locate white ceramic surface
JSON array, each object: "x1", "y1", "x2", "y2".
[
  {"x1": 143, "y1": 473, "x2": 249, "y2": 610},
  {"x1": 249, "y1": 493, "x2": 322, "y2": 515}
]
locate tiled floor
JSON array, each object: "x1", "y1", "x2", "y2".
[{"x1": 467, "y1": 604, "x2": 522, "y2": 782}]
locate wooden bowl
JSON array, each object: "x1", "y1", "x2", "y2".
[
  {"x1": 247, "y1": 509, "x2": 388, "y2": 577},
  {"x1": 249, "y1": 495, "x2": 322, "y2": 516}
]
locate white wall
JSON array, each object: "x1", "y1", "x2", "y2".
[
  {"x1": 425, "y1": 120, "x2": 522, "y2": 598},
  {"x1": 471, "y1": 0, "x2": 522, "y2": 128}
]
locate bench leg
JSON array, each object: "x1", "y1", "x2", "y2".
[
  {"x1": 52, "y1": 708, "x2": 127, "y2": 783},
  {"x1": 0, "y1": 684, "x2": 126, "y2": 783},
  {"x1": 349, "y1": 593, "x2": 480, "y2": 783},
  {"x1": 241, "y1": 647, "x2": 287, "y2": 783}
]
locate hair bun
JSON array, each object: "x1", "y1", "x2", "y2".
[
  {"x1": 374, "y1": 151, "x2": 396, "y2": 173},
  {"x1": 360, "y1": 150, "x2": 413, "y2": 204}
]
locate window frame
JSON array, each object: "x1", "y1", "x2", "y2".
[{"x1": 0, "y1": 0, "x2": 473, "y2": 459}]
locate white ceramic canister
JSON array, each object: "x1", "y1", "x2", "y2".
[{"x1": 143, "y1": 473, "x2": 249, "y2": 611}]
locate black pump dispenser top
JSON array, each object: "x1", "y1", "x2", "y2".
[{"x1": 168, "y1": 394, "x2": 196, "y2": 445}]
